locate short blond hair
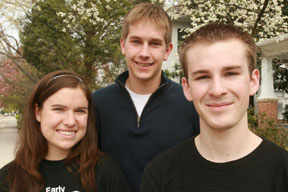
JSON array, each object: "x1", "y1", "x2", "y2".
[{"x1": 122, "y1": 2, "x2": 173, "y2": 47}]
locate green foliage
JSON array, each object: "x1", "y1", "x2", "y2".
[
  {"x1": 273, "y1": 59, "x2": 288, "y2": 93},
  {"x1": 270, "y1": 1, "x2": 288, "y2": 94},
  {"x1": 0, "y1": 57, "x2": 39, "y2": 119},
  {"x1": 253, "y1": 127, "x2": 288, "y2": 151},
  {"x1": 163, "y1": 62, "x2": 183, "y2": 80},
  {"x1": 1, "y1": 95, "x2": 21, "y2": 113},
  {"x1": 20, "y1": 0, "x2": 160, "y2": 88},
  {"x1": 283, "y1": 104, "x2": 288, "y2": 121},
  {"x1": 1, "y1": 86, "x2": 30, "y2": 114},
  {"x1": 21, "y1": 0, "x2": 94, "y2": 83},
  {"x1": 248, "y1": 108, "x2": 288, "y2": 150},
  {"x1": 247, "y1": 107, "x2": 257, "y2": 129},
  {"x1": 0, "y1": 0, "x2": 163, "y2": 128},
  {"x1": 258, "y1": 112, "x2": 276, "y2": 128},
  {"x1": 1, "y1": 78, "x2": 33, "y2": 129}
]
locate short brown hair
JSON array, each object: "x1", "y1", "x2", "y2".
[
  {"x1": 179, "y1": 23, "x2": 257, "y2": 79},
  {"x1": 122, "y1": 2, "x2": 173, "y2": 47}
]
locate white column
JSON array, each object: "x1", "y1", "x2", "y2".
[
  {"x1": 163, "y1": 26, "x2": 178, "y2": 72},
  {"x1": 163, "y1": 25, "x2": 180, "y2": 82},
  {"x1": 257, "y1": 56, "x2": 277, "y2": 100}
]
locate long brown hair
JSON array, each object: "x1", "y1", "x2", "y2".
[{"x1": 4, "y1": 70, "x2": 100, "y2": 192}]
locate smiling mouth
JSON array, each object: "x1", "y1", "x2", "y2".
[
  {"x1": 135, "y1": 61, "x2": 153, "y2": 67},
  {"x1": 57, "y1": 130, "x2": 76, "y2": 136},
  {"x1": 206, "y1": 102, "x2": 234, "y2": 111},
  {"x1": 208, "y1": 103, "x2": 231, "y2": 107}
]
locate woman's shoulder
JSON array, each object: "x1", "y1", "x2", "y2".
[
  {"x1": 0, "y1": 161, "x2": 15, "y2": 177},
  {"x1": 0, "y1": 161, "x2": 15, "y2": 191},
  {"x1": 95, "y1": 154, "x2": 130, "y2": 192},
  {"x1": 95, "y1": 154, "x2": 121, "y2": 173}
]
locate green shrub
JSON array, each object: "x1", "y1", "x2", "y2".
[
  {"x1": 248, "y1": 108, "x2": 257, "y2": 129},
  {"x1": 283, "y1": 104, "x2": 288, "y2": 122},
  {"x1": 248, "y1": 108, "x2": 288, "y2": 150},
  {"x1": 252, "y1": 126, "x2": 288, "y2": 151}
]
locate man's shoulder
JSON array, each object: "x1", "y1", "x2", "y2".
[
  {"x1": 263, "y1": 138, "x2": 288, "y2": 159},
  {"x1": 163, "y1": 80, "x2": 186, "y2": 97},
  {"x1": 147, "y1": 138, "x2": 194, "y2": 168},
  {"x1": 161, "y1": 137, "x2": 194, "y2": 155},
  {"x1": 167, "y1": 79, "x2": 182, "y2": 90},
  {"x1": 92, "y1": 83, "x2": 119, "y2": 98},
  {"x1": 164, "y1": 80, "x2": 196, "y2": 108}
]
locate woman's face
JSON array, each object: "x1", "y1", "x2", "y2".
[{"x1": 35, "y1": 87, "x2": 88, "y2": 160}]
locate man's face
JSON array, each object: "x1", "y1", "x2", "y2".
[
  {"x1": 182, "y1": 39, "x2": 259, "y2": 131},
  {"x1": 121, "y1": 20, "x2": 172, "y2": 84}
]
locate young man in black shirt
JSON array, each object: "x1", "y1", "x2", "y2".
[{"x1": 140, "y1": 23, "x2": 288, "y2": 192}]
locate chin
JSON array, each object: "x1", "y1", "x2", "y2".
[{"x1": 211, "y1": 122, "x2": 237, "y2": 131}]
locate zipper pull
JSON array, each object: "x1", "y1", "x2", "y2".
[{"x1": 137, "y1": 116, "x2": 140, "y2": 128}]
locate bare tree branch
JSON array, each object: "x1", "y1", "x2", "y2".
[
  {"x1": 0, "y1": 70, "x2": 32, "y2": 90},
  {"x1": 8, "y1": 57, "x2": 37, "y2": 83},
  {"x1": 252, "y1": 0, "x2": 269, "y2": 36}
]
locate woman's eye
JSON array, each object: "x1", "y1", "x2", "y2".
[
  {"x1": 76, "y1": 109, "x2": 88, "y2": 114},
  {"x1": 53, "y1": 108, "x2": 64, "y2": 112}
]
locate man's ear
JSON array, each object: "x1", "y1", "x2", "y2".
[
  {"x1": 120, "y1": 37, "x2": 126, "y2": 55},
  {"x1": 163, "y1": 43, "x2": 173, "y2": 61},
  {"x1": 182, "y1": 77, "x2": 193, "y2": 102},
  {"x1": 249, "y1": 69, "x2": 260, "y2": 96},
  {"x1": 35, "y1": 104, "x2": 41, "y2": 122}
]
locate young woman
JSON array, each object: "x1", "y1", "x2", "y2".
[{"x1": 0, "y1": 70, "x2": 129, "y2": 192}]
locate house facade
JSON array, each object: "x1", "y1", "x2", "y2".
[{"x1": 256, "y1": 33, "x2": 288, "y2": 123}]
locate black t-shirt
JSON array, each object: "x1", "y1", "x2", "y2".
[
  {"x1": 0, "y1": 156, "x2": 129, "y2": 192},
  {"x1": 141, "y1": 137, "x2": 288, "y2": 192}
]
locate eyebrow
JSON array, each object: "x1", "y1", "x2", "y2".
[
  {"x1": 51, "y1": 104, "x2": 64, "y2": 107},
  {"x1": 77, "y1": 107, "x2": 88, "y2": 111},
  {"x1": 223, "y1": 65, "x2": 242, "y2": 71},
  {"x1": 129, "y1": 36, "x2": 163, "y2": 42},
  {"x1": 129, "y1": 36, "x2": 140, "y2": 40},
  {"x1": 51, "y1": 104, "x2": 88, "y2": 110},
  {"x1": 191, "y1": 70, "x2": 208, "y2": 76},
  {"x1": 191, "y1": 65, "x2": 242, "y2": 76}
]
